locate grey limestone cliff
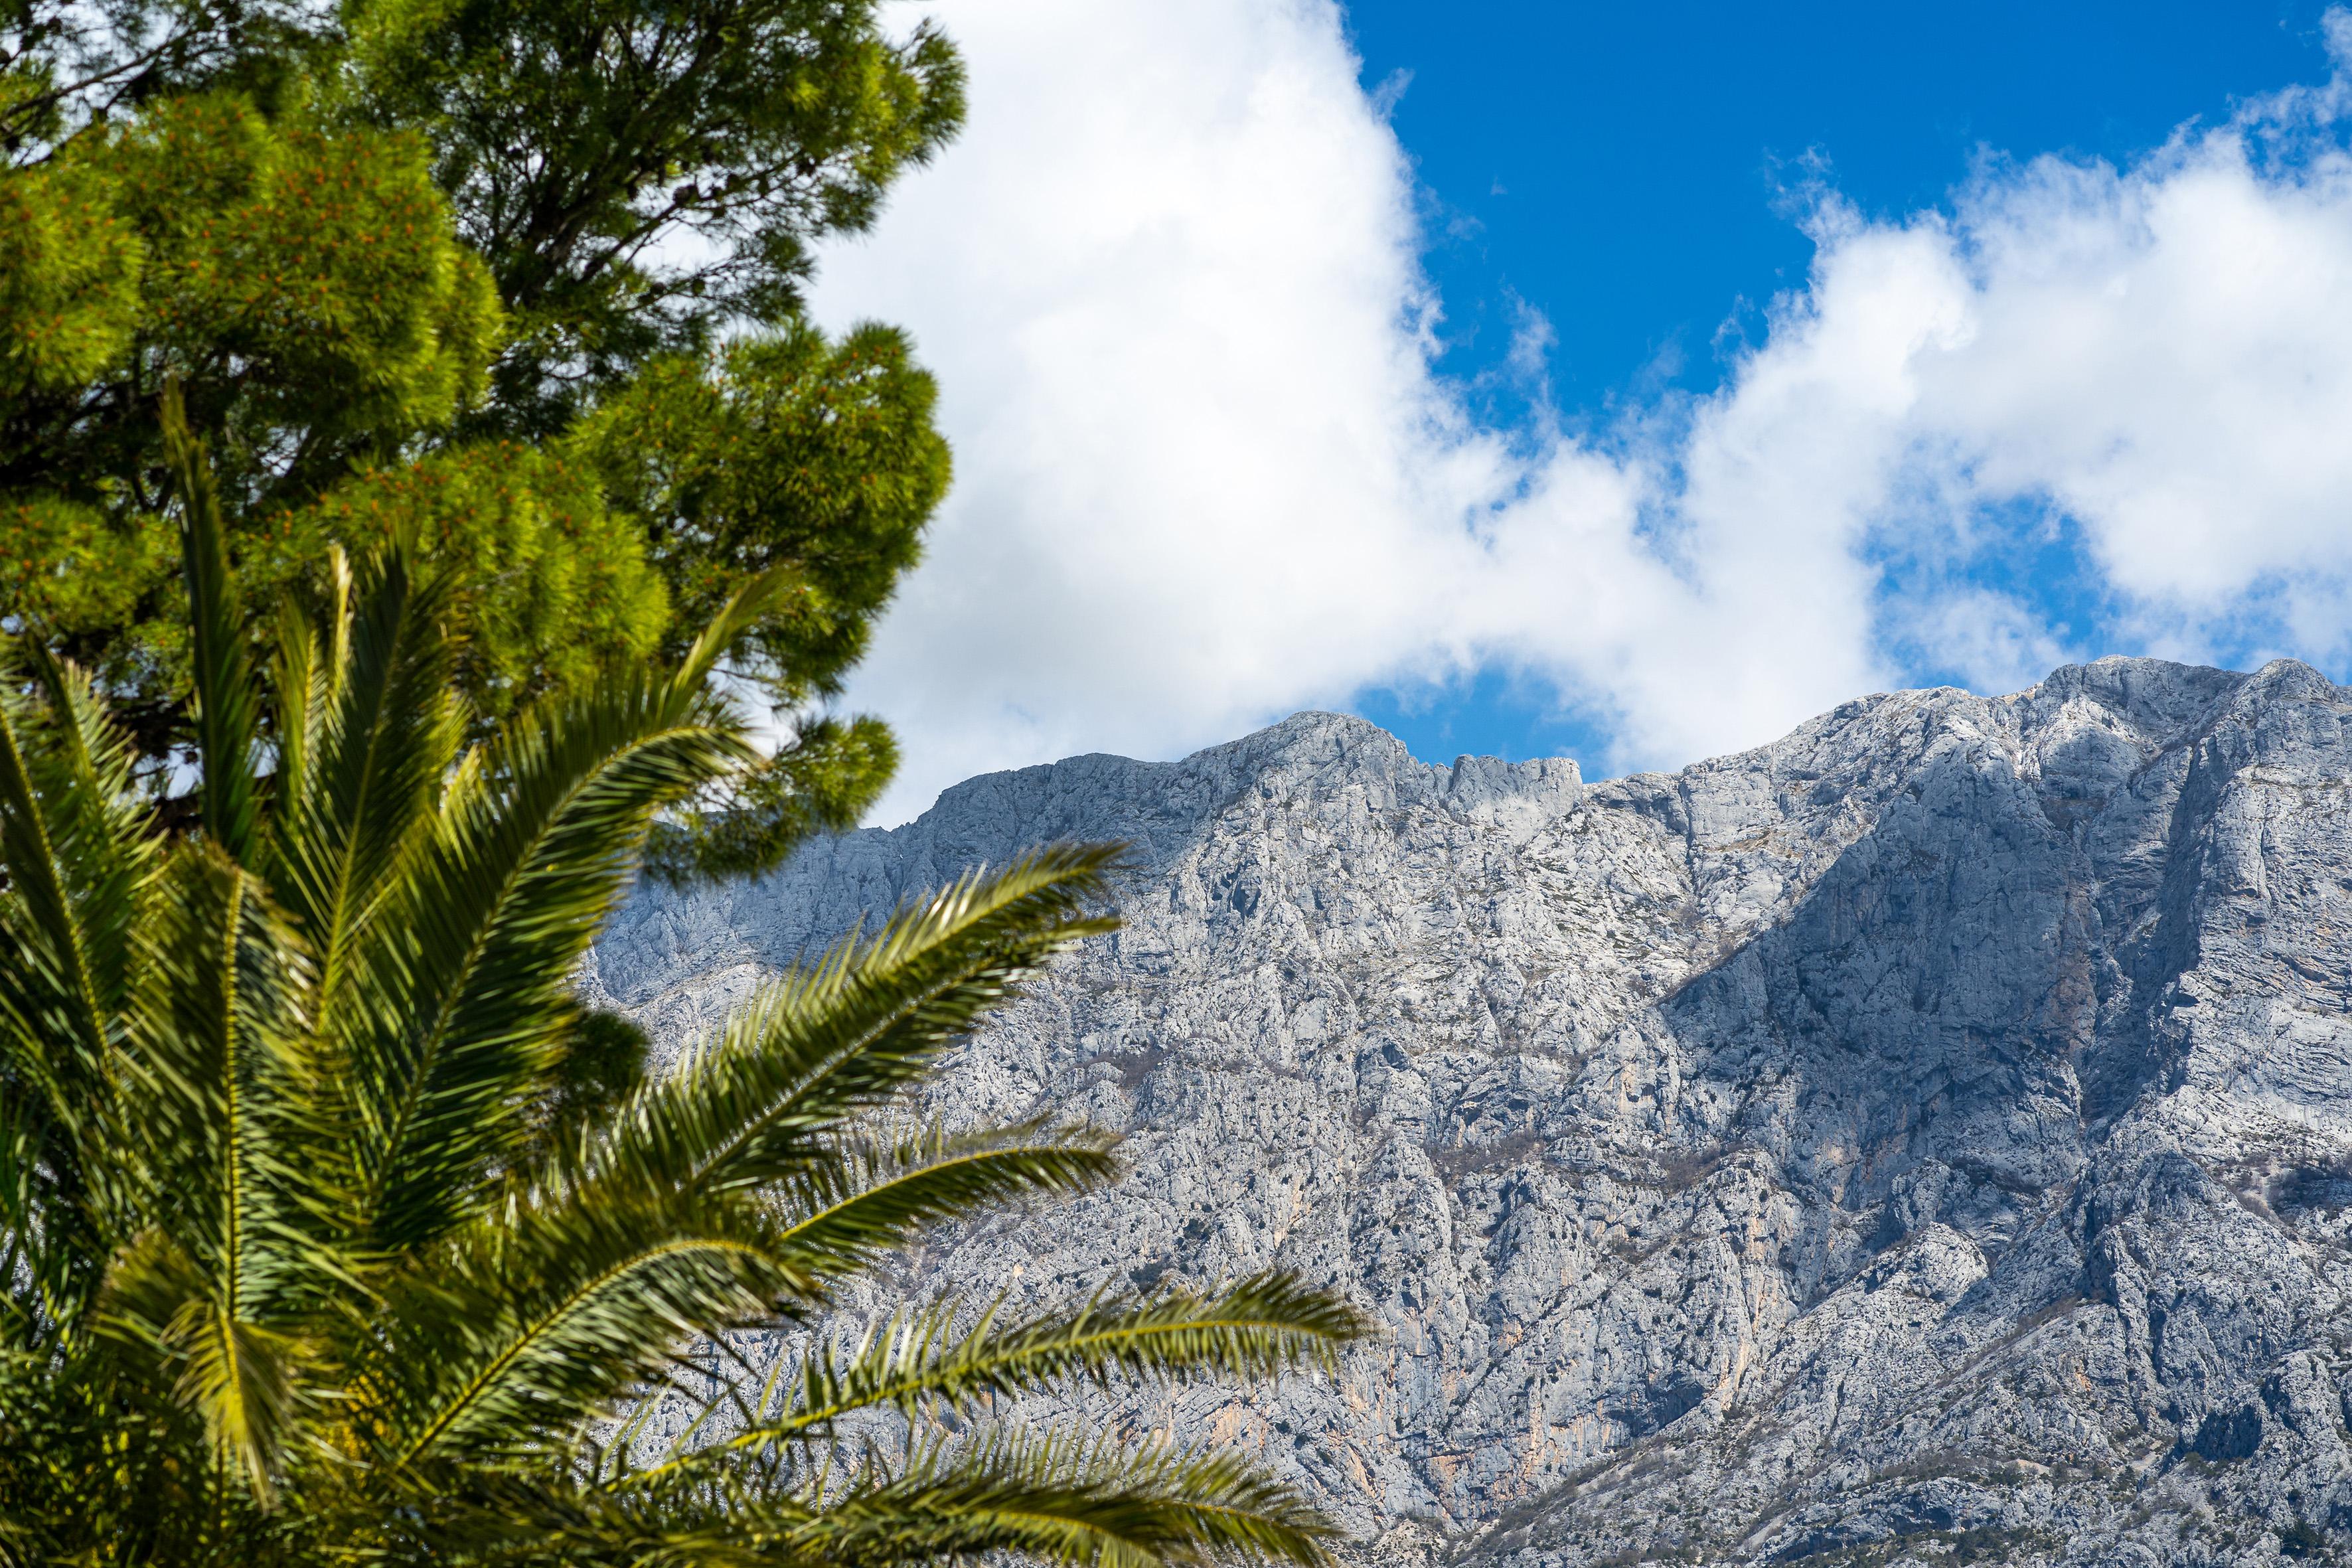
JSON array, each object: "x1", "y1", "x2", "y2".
[{"x1": 586, "y1": 657, "x2": 2352, "y2": 1567}]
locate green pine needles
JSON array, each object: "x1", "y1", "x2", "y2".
[
  {"x1": 4, "y1": 0, "x2": 961, "y2": 883},
  {"x1": 0, "y1": 400, "x2": 1369, "y2": 1565}
]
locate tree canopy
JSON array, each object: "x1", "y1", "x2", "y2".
[{"x1": 1, "y1": 0, "x2": 959, "y2": 875}]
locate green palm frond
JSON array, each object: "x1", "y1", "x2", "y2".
[
  {"x1": 763, "y1": 1121, "x2": 1122, "y2": 1289},
  {"x1": 348, "y1": 632, "x2": 769, "y2": 1253},
  {"x1": 509, "y1": 1427, "x2": 1341, "y2": 1568},
  {"x1": 119, "y1": 850, "x2": 319, "y2": 1288},
  {"x1": 0, "y1": 641, "x2": 161, "y2": 1342},
  {"x1": 265, "y1": 560, "x2": 332, "y2": 824},
  {"x1": 362, "y1": 1177, "x2": 805, "y2": 1472},
  {"x1": 329, "y1": 568, "x2": 789, "y2": 1253},
  {"x1": 632, "y1": 1272, "x2": 1366, "y2": 1486},
  {"x1": 817, "y1": 1427, "x2": 1344, "y2": 1568},
  {"x1": 612, "y1": 844, "x2": 1120, "y2": 1201},
  {"x1": 95, "y1": 1227, "x2": 320, "y2": 1506},
  {"x1": 0, "y1": 1093, "x2": 51, "y2": 1352},
  {"x1": 162, "y1": 382, "x2": 262, "y2": 866},
  {"x1": 102, "y1": 846, "x2": 341, "y2": 1500},
  {"x1": 862, "y1": 1271, "x2": 1365, "y2": 1407},
  {"x1": 8, "y1": 647, "x2": 156, "y2": 1036},
  {"x1": 0, "y1": 643, "x2": 155, "y2": 1099},
  {"x1": 267, "y1": 548, "x2": 463, "y2": 1028}
]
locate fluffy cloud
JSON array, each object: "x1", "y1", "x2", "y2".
[{"x1": 811, "y1": 1, "x2": 2352, "y2": 823}]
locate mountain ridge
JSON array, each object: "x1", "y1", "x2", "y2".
[{"x1": 589, "y1": 655, "x2": 2352, "y2": 1567}]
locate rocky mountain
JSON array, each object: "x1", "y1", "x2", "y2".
[{"x1": 586, "y1": 657, "x2": 2352, "y2": 1567}]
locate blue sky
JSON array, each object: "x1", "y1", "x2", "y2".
[
  {"x1": 1346, "y1": 1, "x2": 2335, "y2": 767},
  {"x1": 816, "y1": 0, "x2": 2352, "y2": 821},
  {"x1": 1355, "y1": 3, "x2": 2319, "y2": 406}
]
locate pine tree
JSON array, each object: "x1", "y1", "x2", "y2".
[{"x1": 1, "y1": 0, "x2": 959, "y2": 874}]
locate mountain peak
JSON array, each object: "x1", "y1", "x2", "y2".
[{"x1": 597, "y1": 661, "x2": 2352, "y2": 1566}]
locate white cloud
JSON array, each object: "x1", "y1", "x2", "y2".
[
  {"x1": 813, "y1": 0, "x2": 2352, "y2": 824},
  {"x1": 1884, "y1": 585, "x2": 2078, "y2": 698}
]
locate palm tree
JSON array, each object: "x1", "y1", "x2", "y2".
[{"x1": 0, "y1": 394, "x2": 1367, "y2": 1567}]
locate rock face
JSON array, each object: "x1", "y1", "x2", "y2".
[{"x1": 587, "y1": 657, "x2": 2352, "y2": 1567}]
